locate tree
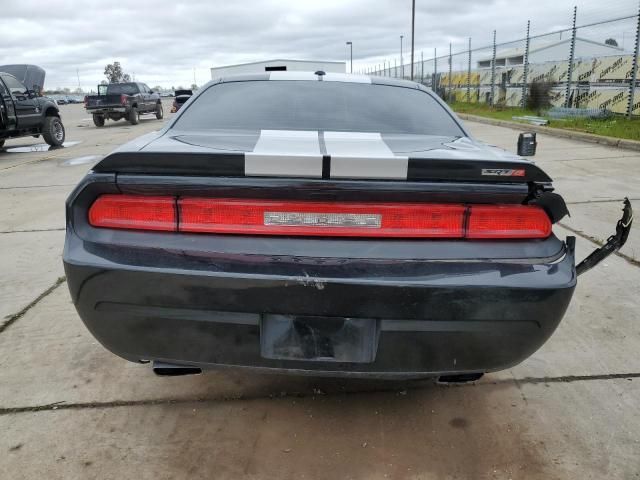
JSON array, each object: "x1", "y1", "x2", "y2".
[
  {"x1": 190, "y1": 83, "x2": 198, "y2": 91},
  {"x1": 153, "y1": 85, "x2": 163, "y2": 93},
  {"x1": 605, "y1": 38, "x2": 618, "y2": 47},
  {"x1": 104, "y1": 62, "x2": 130, "y2": 83}
]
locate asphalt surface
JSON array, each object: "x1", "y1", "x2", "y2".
[{"x1": 0, "y1": 102, "x2": 639, "y2": 480}]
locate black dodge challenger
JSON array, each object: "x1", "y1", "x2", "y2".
[{"x1": 63, "y1": 71, "x2": 632, "y2": 380}]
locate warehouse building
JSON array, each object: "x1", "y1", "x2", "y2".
[
  {"x1": 477, "y1": 37, "x2": 623, "y2": 68},
  {"x1": 211, "y1": 59, "x2": 346, "y2": 79}
]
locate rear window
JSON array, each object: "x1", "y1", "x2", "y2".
[
  {"x1": 173, "y1": 81, "x2": 464, "y2": 136},
  {"x1": 106, "y1": 83, "x2": 139, "y2": 95}
]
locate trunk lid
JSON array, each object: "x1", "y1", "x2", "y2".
[{"x1": 94, "y1": 129, "x2": 552, "y2": 184}]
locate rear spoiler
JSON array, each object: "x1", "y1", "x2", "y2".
[
  {"x1": 93, "y1": 151, "x2": 552, "y2": 183},
  {"x1": 574, "y1": 198, "x2": 633, "y2": 276}
]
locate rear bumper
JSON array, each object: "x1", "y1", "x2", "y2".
[
  {"x1": 86, "y1": 107, "x2": 127, "y2": 114},
  {"x1": 63, "y1": 229, "x2": 576, "y2": 378}
]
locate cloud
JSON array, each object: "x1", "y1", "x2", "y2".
[{"x1": 0, "y1": 0, "x2": 636, "y2": 89}]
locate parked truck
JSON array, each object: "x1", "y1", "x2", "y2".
[
  {"x1": 0, "y1": 64, "x2": 66, "y2": 149},
  {"x1": 84, "y1": 82, "x2": 163, "y2": 127}
]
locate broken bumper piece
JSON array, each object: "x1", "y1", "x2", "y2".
[{"x1": 575, "y1": 198, "x2": 633, "y2": 276}]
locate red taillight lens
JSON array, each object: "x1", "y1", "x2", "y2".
[
  {"x1": 83, "y1": 95, "x2": 88, "y2": 107},
  {"x1": 88, "y1": 195, "x2": 176, "y2": 231},
  {"x1": 86, "y1": 195, "x2": 552, "y2": 239},
  {"x1": 120, "y1": 94, "x2": 127, "y2": 105},
  {"x1": 178, "y1": 199, "x2": 466, "y2": 238},
  {"x1": 467, "y1": 205, "x2": 551, "y2": 239}
]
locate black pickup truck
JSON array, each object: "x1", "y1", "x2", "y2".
[
  {"x1": 0, "y1": 64, "x2": 66, "y2": 149},
  {"x1": 84, "y1": 82, "x2": 163, "y2": 127}
]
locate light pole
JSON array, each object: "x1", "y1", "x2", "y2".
[
  {"x1": 400, "y1": 35, "x2": 404, "y2": 78},
  {"x1": 346, "y1": 41, "x2": 353, "y2": 73},
  {"x1": 410, "y1": 0, "x2": 416, "y2": 80}
]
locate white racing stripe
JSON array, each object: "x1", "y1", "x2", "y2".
[
  {"x1": 325, "y1": 132, "x2": 408, "y2": 179},
  {"x1": 245, "y1": 130, "x2": 322, "y2": 178}
]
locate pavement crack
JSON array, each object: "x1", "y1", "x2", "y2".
[
  {"x1": 0, "y1": 227, "x2": 65, "y2": 234},
  {"x1": 0, "y1": 184, "x2": 76, "y2": 190},
  {"x1": 558, "y1": 221, "x2": 640, "y2": 268},
  {"x1": 0, "y1": 276, "x2": 66, "y2": 334},
  {"x1": 1, "y1": 371, "x2": 638, "y2": 416},
  {"x1": 566, "y1": 197, "x2": 640, "y2": 205},
  {"x1": 491, "y1": 372, "x2": 640, "y2": 385}
]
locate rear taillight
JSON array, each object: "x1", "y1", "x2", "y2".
[
  {"x1": 120, "y1": 94, "x2": 128, "y2": 105},
  {"x1": 83, "y1": 95, "x2": 88, "y2": 107},
  {"x1": 87, "y1": 195, "x2": 551, "y2": 239},
  {"x1": 467, "y1": 205, "x2": 551, "y2": 239},
  {"x1": 179, "y1": 199, "x2": 465, "y2": 238},
  {"x1": 88, "y1": 195, "x2": 176, "y2": 231}
]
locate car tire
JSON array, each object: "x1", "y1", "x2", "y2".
[
  {"x1": 93, "y1": 114, "x2": 105, "y2": 127},
  {"x1": 0, "y1": 139, "x2": 5, "y2": 149},
  {"x1": 129, "y1": 107, "x2": 139, "y2": 125},
  {"x1": 42, "y1": 116, "x2": 65, "y2": 147},
  {"x1": 155, "y1": 103, "x2": 164, "y2": 120}
]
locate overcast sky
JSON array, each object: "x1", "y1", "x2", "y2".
[{"x1": 0, "y1": 0, "x2": 637, "y2": 91}]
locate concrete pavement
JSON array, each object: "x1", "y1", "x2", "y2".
[{"x1": 0, "y1": 105, "x2": 638, "y2": 479}]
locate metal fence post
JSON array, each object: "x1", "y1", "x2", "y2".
[
  {"x1": 421, "y1": 51, "x2": 424, "y2": 84},
  {"x1": 434, "y1": 48, "x2": 438, "y2": 92},
  {"x1": 565, "y1": 6, "x2": 577, "y2": 108},
  {"x1": 466, "y1": 37, "x2": 472, "y2": 103},
  {"x1": 394, "y1": 59, "x2": 398, "y2": 78},
  {"x1": 521, "y1": 20, "x2": 531, "y2": 109},
  {"x1": 490, "y1": 30, "x2": 497, "y2": 106},
  {"x1": 627, "y1": 3, "x2": 640, "y2": 118},
  {"x1": 448, "y1": 43, "x2": 453, "y2": 102}
]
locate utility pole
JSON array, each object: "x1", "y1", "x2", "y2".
[
  {"x1": 433, "y1": 48, "x2": 437, "y2": 92},
  {"x1": 346, "y1": 41, "x2": 353, "y2": 73},
  {"x1": 76, "y1": 68, "x2": 81, "y2": 91},
  {"x1": 400, "y1": 35, "x2": 404, "y2": 78},
  {"x1": 410, "y1": 0, "x2": 416, "y2": 80},
  {"x1": 448, "y1": 42, "x2": 452, "y2": 101},
  {"x1": 466, "y1": 37, "x2": 471, "y2": 103}
]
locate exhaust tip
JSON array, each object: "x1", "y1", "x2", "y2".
[
  {"x1": 152, "y1": 361, "x2": 202, "y2": 377},
  {"x1": 437, "y1": 373, "x2": 484, "y2": 384}
]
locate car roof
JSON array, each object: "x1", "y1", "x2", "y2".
[{"x1": 211, "y1": 71, "x2": 424, "y2": 90}]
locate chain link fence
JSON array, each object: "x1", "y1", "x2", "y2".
[{"x1": 368, "y1": 6, "x2": 640, "y2": 117}]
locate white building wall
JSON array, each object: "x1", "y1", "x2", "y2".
[
  {"x1": 211, "y1": 60, "x2": 346, "y2": 79},
  {"x1": 528, "y1": 41, "x2": 623, "y2": 64}
]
